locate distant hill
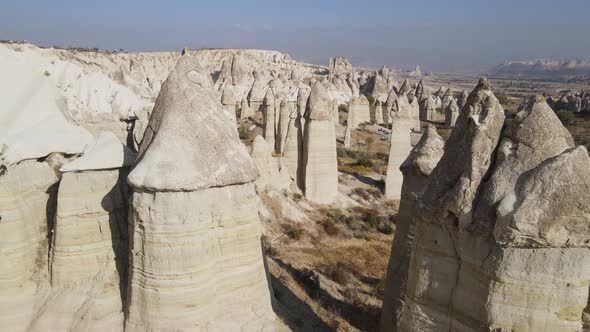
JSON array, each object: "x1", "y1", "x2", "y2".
[{"x1": 489, "y1": 59, "x2": 590, "y2": 80}]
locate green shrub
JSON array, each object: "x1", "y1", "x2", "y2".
[
  {"x1": 337, "y1": 147, "x2": 362, "y2": 159},
  {"x1": 238, "y1": 124, "x2": 252, "y2": 139},
  {"x1": 366, "y1": 95, "x2": 375, "y2": 106},
  {"x1": 356, "y1": 155, "x2": 374, "y2": 167},
  {"x1": 375, "y1": 152, "x2": 389, "y2": 161},
  {"x1": 496, "y1": 94, "x2": 510, "y2": 105},
  {"x1": 283, "y1": 223, "x2": 304, "y2": 240},
  {"x1": 321, "y1": 219, "x2": 339, "y2": 236},
  {"x1": 324, "y1": 262, "x2": 351, "y2": 285},
  {"x1": 365, "y1": 214, "x2": 379, "y2": 229},
  {"x1": 377, "y1": 223, "x2": 394, "y2": 235},
  {"x1": 556, "y1": 109, "x2": 575, "y2": 126}
]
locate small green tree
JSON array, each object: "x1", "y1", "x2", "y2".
[
  {"x1": 496, "y1": 94, "x2": 510, "y2": 105},
  {"x1": 556, "y1": 110, "x2": 575, "y2": 126}
]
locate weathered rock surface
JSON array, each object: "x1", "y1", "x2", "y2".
[
  {"x1": 347, "y1": 96, "x2": 371, "y2": 128},
  {"x1": 302, "y1": 83, "x2": 338, "y2": 204},
  {"x1": 0, "y1": 44, "x2": 94, "y2": 164},
  {"x1": 277, "y1": 100, "x2": 291, "y2": 153},
  {"x1": 0, "y1": 161, "x2": 58, "y2": 331},
  {"x1": 328, "y1": 56, "x2": 353, "y2": 77},
  {"x1": 384, "y1": 117, "x2": 412, "y2": 199},
  {"x1": 252, "y1": 135, "x2": 291, "y2": 192},
  {"x1": 421, "y1": 78, "x2": 505, "y2": 226},
  {"x1": 282, "y1": 104, "x2": 303, "y2": 188},
  {"x1": 60, "y1": 131, "x2": 135, "y2": 172},
  {"x1": 221, "y1": 85, "x2": 237, "y2": 122},
  {"x1": 380, "y1": 125, "x2": 444, "y2": 331},
  {"x1": 444, "y1": 98, "x2": 459, "y2": 127},
  {"x1": 263, "y1": 88, "x2": 277, "y2": 151},
  {"x1": 127, "y1": 55, "x2": 255, "y2": 192},
  {"x1": 41, "y1": 168, "x2": 128, "y2": 331},
  {"x1": 126, "y1": 54, "x2": 283, "y2": 331},
  {"x1": 384, "y1": 92, "x2": 418, "y2": 199},
  {"x1": 382, "y1": 82, "x2": 590, "y2": 332}
]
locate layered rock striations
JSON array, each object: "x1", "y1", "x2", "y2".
[
  {"x1": 347, "y1": 95, "x2": 371, "y2": 128},
  {"x1": 36, "y1": 132, "x2": 134, "y2": 330},
  {"x1": 252, "y1": 135, "x2": 291, "y2": 192},
  {"x1": 0, "y1": 160, "x2": 59, "y2": 331},
  {"x1": 125, "y1": 54, "x2": 283, "y2": 331},
  {"x1": 382, "y1": 79, "x2": 590, "y2": 331},
  {"x1": 302, "y1": 83, "x2": 338, "y2": 204},
  {"x1": 380, "y1": 125, "x2": 444, "y2": 332}
]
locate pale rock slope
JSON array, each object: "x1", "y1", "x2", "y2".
[
  {"x1": 0, "y1": 44, "x2": 94, "y2": 164},
  {"x1": 125, "y1": 54, "x2": 285, "y2": 331}
]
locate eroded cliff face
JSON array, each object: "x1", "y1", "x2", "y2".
[
  {"x1": 125, "y1": 54, "x2": 284, "y2": 331},
  {"x1": 381, "y1": 83, "x2": 590, "y2": 332},
  {"x1": 0, "y1": 45, "x2": 298, "y2": 330},
  {"x1": 0, "y1": 161, "x2": 58, "y2": 331},
  {"x1": 380, "y1": 125, "x2": 444, "y2": 331}
]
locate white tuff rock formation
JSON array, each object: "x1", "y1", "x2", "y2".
[
  {"x1": 302, "y1": 83, "x2": 338, "y2": 204},
  {"x1": 347, "y1": 95, "x2": 371, "y2": 128},
  {"x1": 282, "y1": 102, "x2": 303, "y2": 188},
  {"x1": 384, "y1": 95, "x2": 413, "y2": 199},
  {"x1": 328, "y1": 56, "x2": 353, "y2": 78},
  {"x1": 263, "y1": 88, "x2": 277, "y2": 151},
  {"x1": 444, "y1": 98, "x2": 459, "y2": 127},
  {"x1": 0, "y1": 161, "x2": 59, "y2": 330},
  {"x1": 125, "y1": 54, "x2": 283, "y2": 331},
  {"x1": 221, "y1": 85, "x2": 237, "y2": 123},
  {"x1": 380, "y1": 125, "x2": 444, "y2": 331},
  {"x1": 252, "y1": 135, "x2": 291, "y2": 192},
  {"x1": 383, "y1": 78, "x2": 590, "y2": 331}
]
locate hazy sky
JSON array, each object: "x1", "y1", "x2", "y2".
[{"x1": 2, "y1": 0, "x2": 590, "y2": 72}]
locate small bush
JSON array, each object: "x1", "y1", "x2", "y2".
[
  {"x1": 556, "y1": 109, "x2": 575, "y2": 126},
  {"x1": 43, "y1": 70, "x2": 51, "y2": 77},
  {"x1": 321, "y1": 219, "x2": 339, "y2": 236},
  {"x1": 377, "y1": 223, "x2": 394, "y2": 235},
  {"x1": 356, "y1": 155, "x2": 374, "y2": 167},
  {"x1": 351, "y1": 187, "x2": 382, "y2": 201},
  {"x1": 325, "y1": 262, "x2": 351, "y2": 285},
  {"x1": 365, "y1": 214, "x2": 379, "y2": 229},
  {"x1": 238, "y1": 124, "x2": 252, "y2": 139},
  {"x1": 366, "y1": 95, "x2": 375, "y2": 106},
  {"x1": 375, "y1": 152, "x2": 389, "y2": 161},
  {"x1": 496, "y1": 94, "x2": 510, "y2": 105},
  {"x1": 283, "y1": 223, "x2": 304, "y2": 240},
  {"x1": 339, "y1": 163, "x2": 372, "y2": 175},
  {"x1": 337, "y1": 147, "x2": 362, "y2": 159}
]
